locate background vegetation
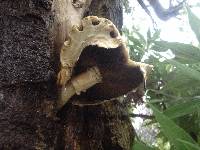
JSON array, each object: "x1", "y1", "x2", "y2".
[{"x1": 123, "y1": 2, "x2": 200, "y2": 150}]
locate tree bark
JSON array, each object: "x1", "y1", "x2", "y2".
[
  {"x1": 0, "y1": 0, "x2": 62, "y2": 149},
  {"x1": 0, "y1": 0, "x2": 135, "y2": 149}
]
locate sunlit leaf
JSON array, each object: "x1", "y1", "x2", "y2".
[
  {"x1": 147, "y1": 28, "x2": 151, "y2": 47},
  {"x1": 152, "y1": 29, "x2": 161, "y2": 41},
  {"x1": 123, "y1": 0, "x2": 132, "y2": 13},
  {"x1": 162, "y1": 70, "x2": 200, "y2": 95},
  {"x1": 177, "y1": 139, "x2": 200, "y2": 150},
  {"x1": 187, "y1": 6, "x2": 200, "y2": 43},
  {"x1": 147, "y1": 28, "x2": 151, "y2": 40},
  {"x1": 133, "y1": 29, "x2": 146, "y2": 46},
  {"x1": 148, "y1": 99, "x2": 167, "y2": 104},
  {"x1": 132, "y1": 141, "x2": 155, "y2": 150},
  {"x1": 164, "y1": 99, "x2": 200, "y2": 119},
  {"x1": 152, "y1": 41, "x2": 200, "y2": 63},
  {"x1": 149, "y1": 104, "x2": 197, "y2": 150},
  {"x1": 166, "y1": 59, "x2": 200, "y2": 81},
  {"x1": 128, "y1": 35, "x2": 144, "y2": 48}
]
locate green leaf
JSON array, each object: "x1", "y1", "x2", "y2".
[
  {"x1": 152, "y1": 29, "x2": 161, "y2": 41},
  {"x1": 132, "y1": 141, "x2": 155, "y2": 150},
  {"x1": 164, "y1": 99, "x2": 200, "y2": 119},
  {"x1": 187, "y1": 6, "x2": 200, "y2": 43},
  {"x1": 164, "y1": 71, "x2": 197, "y2": 88},
  {"x1": 177, "y1": 139, "x2": 200, "y2": 150},
  {"x1": 147, "y1": 28, "x2": 153, "y2": 48},
  {"x1": 149, "y1": 104, "x2": 198, "y2": 150},
  {"x1": 133, "y1": 29, "x2": 147, "y2": 46},
  {"x1": 163, "y1": 77, "x2": 200, "y2": 96},
  {"x1": 166, "y1": 59, "x2": 200, "y2": 81},
  {"x1": 147, "y1": 28, "x2": 151, "y2": 40},
  {"x1": 152, "y1": 41, "x2": 200, "y2": 63},
  {"x1": 149, "y1": 99, "x2": 167, "y2": 104},
  {"x1": 128, "y1": 35, "x2": 144, "y2": 48},
  {"x1": 122, "y1": 0, "x2": 132, "y2": 13}
]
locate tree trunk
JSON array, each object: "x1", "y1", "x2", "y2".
[{"x1": 0, "y1": 0, "x2": 135, "y2": 149}]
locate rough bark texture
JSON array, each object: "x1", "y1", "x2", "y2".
[
  {"x1": 85, "y1": 0, "x2": 123, "y2": 31},
  {"x1": 0, "y1": 0, "x2": 60, "y2": 149},
  {"x1": 0, "y1": 0, "x2": 134, "y2": 149},
  {"x1": 59, "y1": 101, "x2": 134, "y2": 150}
]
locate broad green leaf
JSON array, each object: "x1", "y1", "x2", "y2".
[
  {"x1": 187, "y1": 6, "x2": 200, "y2": 43},
  {"x1": 152, "y1": 41, "x2": 200, "y2": 63},
  {"x1": 164, "y1": 99, "x2": 200, "y2": 119},
  {"x1": 128, "y1": 35, "x2": 144, "y2": 48},
  {"x1": 123, "y1": 0, "x2": 131, "y2": 13},
  {"x1": 177, "y1": 139, "x2": 200, "y2": 150},
  {"x1": 162, "y1": 70, "x2": 200, "y2": 96},
  {"x1": 132, "y1": 141, "x2": 155, "y2": 150},
  {"x1": 149, "y1": 99, "x2": 167, "y2": 104},
  {"x1": 166, "y1": 59, "x2": 200, "y2": 81},
  {"x1": 147, "y1": 29, "x2": 161, "y2": 47},
  {"x1": 149, "y1": 104, "x2": 197, "y2": 150},
  {"x1": 133, "y1": 30, "x2": 146, "y2": 46},
  {"x1": 164, "y1": 72, "x2": 196, "y2": 89},
  {"x1": 152, "y1": 29, "x2": 161, "y2": 41},
  {"x1": 122, "y1": 28, "x2": 130, "y2": 36},
  {"x1": 147, "y1": 28, "x2": 151, "y2": 40},
  {"x1": 147, "y1": 28, "x2": 151, "y2": 47}
]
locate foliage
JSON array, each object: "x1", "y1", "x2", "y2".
[
  {"x1": 123, "y1": 5, "x2": 200, "y2": 150},
  {"x1": 122, "y1": 0, "x2": 132, "y2": 13}
]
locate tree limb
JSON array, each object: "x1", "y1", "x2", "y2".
[
  {"x1": 148, "y1": 0, "x2": 186, "y2": 20},
  {"x1": 137, "y1": 0, "x2": 157, "y2": 27},
  {"x1": 129, "y1": 113, "x2": 155, "y2": 119},
  {"x1": 138, "y1": 0, "x2": 187, "y2": 21}
]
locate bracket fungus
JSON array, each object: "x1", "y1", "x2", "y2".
[{"x1": 57, "y1": 16, "x2": 153, "y2": 108}]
